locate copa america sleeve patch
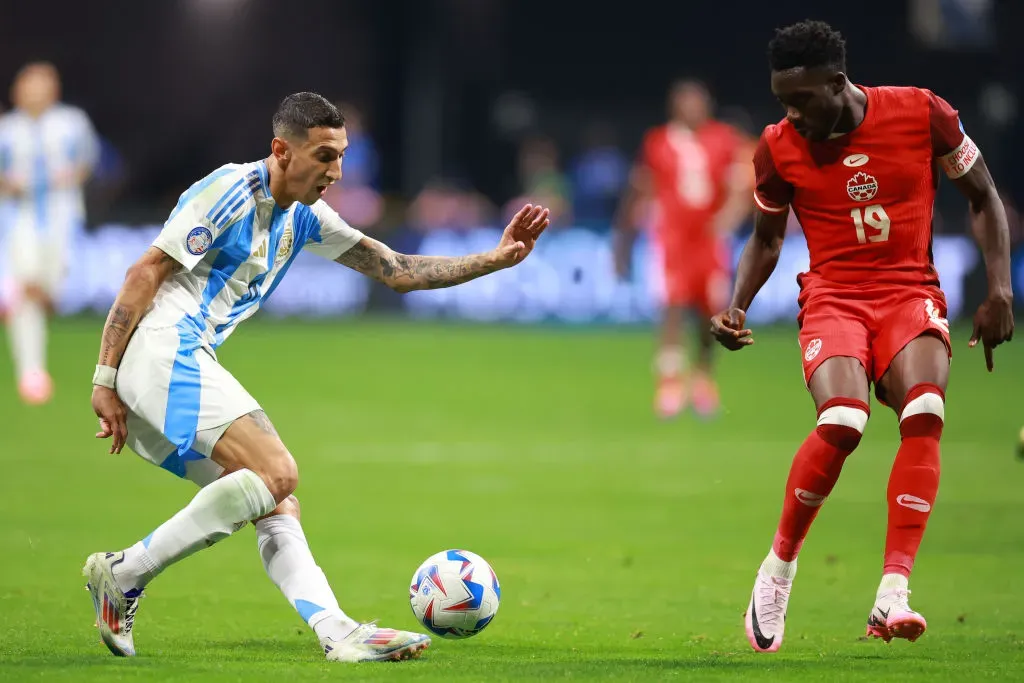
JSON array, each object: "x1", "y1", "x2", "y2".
[
  {"x1": 938, "y1": 134, "x2": 979, "y2": 180},
  {"x1": 186, "y1": 226, "x2": 214, "y2": 255}
]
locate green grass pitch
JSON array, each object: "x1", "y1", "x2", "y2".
[{"x1": 1, "y1": 317, "x2": 1022, "y2": 681}]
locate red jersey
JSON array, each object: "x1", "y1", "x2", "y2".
[
  {"x1": 643, "y1": 121, "x2": 744, "y2": 247},
  {"x1": 753, "y1": 86, "x2": 978, "y2": 290}
]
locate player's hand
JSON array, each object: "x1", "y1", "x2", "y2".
[
  {"x1": 492, "y1": 204, "x2": 550, "y2": 268},
  {"x1": 0, "y1": 175, "x2": 28, "y2": 197},
  {"x1": 51, "y1": 168, "x2": 85, "y2": 190},
  {"x1": 710, "y1": 307, "x2": 754, "y2": 351},
  {"x1": 92, "y1": 385, "x2": 129, "y2": 454},
  {"x1": 969, "y1": 292, "x2": 1014, "y2": 372}
]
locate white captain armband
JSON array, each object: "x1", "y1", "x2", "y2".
[
  {"x1": 92, "y1": 364, "x2": 117, "y2": 389},
  {"x1": 938, "y1": 134, "x2": 980, "y2": 180},
  {"x1": 753, "y1": 192, "x2": 788, "y2": 214}
]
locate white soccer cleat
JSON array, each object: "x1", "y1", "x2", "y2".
[
  {"x1": 866, "y1": 588, "x2": 927, "y2": 643},
  {"x1": 83, "y1": 551, "x2": 143, "y2": 657},
  {"x1": 321, "y1": 622, "x2": 431, "y2": 663},
  {"x1": 744, "y1": 569, "x2": 792, "y2": 653}
]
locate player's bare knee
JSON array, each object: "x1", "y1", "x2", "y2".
[
  {"x1": 22, "y1": 284, "x2": 50, "y2": 306},
  {"x1": 816, "y1": 398, "x2": 870, "y2": 451},
  {"x1": 899, "y1": 384, "x2": 945, "y2": 439},
  {"x1": 258, "y1": 493, "x2": 300, "y2": 522},
  {"x1": 258, "y1": 450, "x2": 298, "y2": 503},
  {"x1": 283, "y1": 494, "x2": 301, "y2": 519}
]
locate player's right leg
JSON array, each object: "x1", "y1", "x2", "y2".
[
  {"x1": 3, "y1": 217, "x2": 53, "y2": 404},
  {"x1": 83, "y1": 324, "x2": 283, "y2": 656},
  {"x1": 745, "y1": 298, "x2": 872, "y2": 653},
  {"x1": 690, "y1": 263, "x2": 730, "y2": 419}
]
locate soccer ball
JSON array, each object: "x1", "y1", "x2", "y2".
[{"x1": 409, "y1": 549, "x2": 501, "y2": 639}]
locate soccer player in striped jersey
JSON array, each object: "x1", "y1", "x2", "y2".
[
  {"x1": 83, "y1": 92, "x2": 549, "y2": 663},
  {"x1": 0, "y1": 62, "x2": 99, "y2": 403}
]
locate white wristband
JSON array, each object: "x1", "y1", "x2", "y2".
[{"x1": 93, "y1": 365, "x2": 118, "y2": 389}]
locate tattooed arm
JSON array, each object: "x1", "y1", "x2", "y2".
[
  {"x1": 336, "y1": 204, "x2": 551, "y2": 293},
  {"x1": 336, "y1": 238, "x2": 503, "y2": 293},
  {"x1": 97, "y1": 247, "x2": 181, "y2": 368},
  {"x1": 92, "y1": 247, "x2": 181, "y2": 454}
]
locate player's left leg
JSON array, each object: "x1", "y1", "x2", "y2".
[
  {"x1": 869, "y1": 295, "x2": 951, "y2": 643},
  {"x1": 213, "y1": 412, "x2": 429, "y2": 662},
  {"x1": 654, "y1": 302, "x2": 688, "y2": 419},
  {"x1": 252, "y1": 494, "x2": 429, "y2": 662},
  {"x1": 254, "y1": 496, "x2": 357, "y2": 642}
]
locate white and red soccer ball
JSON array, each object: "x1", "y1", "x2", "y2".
[{"x1": 409, "y1": 549, "x2": 501, "y2": 639}]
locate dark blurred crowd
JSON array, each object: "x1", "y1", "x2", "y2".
[{"x1": 0, "y1": 63, "x2": 1021, "y2": 247}]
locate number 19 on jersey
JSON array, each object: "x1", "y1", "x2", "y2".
[{"x1": 851, "y1": 204, "x2": 890, "y2": 244}]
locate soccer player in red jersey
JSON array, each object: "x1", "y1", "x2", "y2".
[
  {"x1": 615, "y1": 80, "x2": 752, "y2": 419},
  {"x1": 710, "y1": 21, "x2": 1014, "y2": 652}
]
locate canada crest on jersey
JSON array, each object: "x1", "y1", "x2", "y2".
[{"x1": 846, "y1": 172, "x2": 878, "y2": 202}]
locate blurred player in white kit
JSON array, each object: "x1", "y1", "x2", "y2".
[{"x1": 0, "y1": 62, "x2": 99, "y2": 403}]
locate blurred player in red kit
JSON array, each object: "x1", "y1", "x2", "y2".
[
  {"x1": 615, "y1": 80, "x2": 752, "y2": 419},
  {"x1": 711, "y1": 21, "x2": 1013, "y2": 652}
]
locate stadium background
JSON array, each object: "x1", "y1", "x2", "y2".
[{"x1": 2, "y1": 1, "x2": 1023, "y2": 681}]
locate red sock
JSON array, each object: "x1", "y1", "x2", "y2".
[
  {"x1": 772, "y1": 398, "x2": 870, "y2": 561},
  {"x1": 884, "y1": 384, "x2": 944, "y2": 577}
]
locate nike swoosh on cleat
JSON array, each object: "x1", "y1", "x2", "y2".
[{"x1": 749, "y1": 601, "x2": 775, "y2": 650}]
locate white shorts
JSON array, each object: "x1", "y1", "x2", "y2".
[
  {"x1": 116, "y1": 317, "x2": 260, "y2": 487},
  {"x1": 2, "y1": 209, "x2": 73, "y2": 297}
]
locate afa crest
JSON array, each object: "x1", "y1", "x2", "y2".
[{"x1": 276, "y1": 224, "x2": 294, "y2": 263}]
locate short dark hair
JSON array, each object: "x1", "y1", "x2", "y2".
[
  {"x1": 768, "y1": 20, "x2": 846, "y2": 74},
  {"x1": 272, "y1": 92, "x2": 345, "y2": 139}
]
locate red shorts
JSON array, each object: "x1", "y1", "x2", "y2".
[
  {"x1": 797, "y1": 284, "x2": 952, "y2": 389},
  {"x1": 659, "y1": 240, "x2": 730, "y2": 316}
]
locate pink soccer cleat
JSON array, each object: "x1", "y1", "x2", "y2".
[
  {"x1": 690, "y1": 373, "x2": 720, "y2": 419},
  {"x1": 866, "y1": 588, "x2": 927, "y2": 643},
  {"x1": 18, "y1": 369, "x2": 53, "y2": 405},
  {"x1": 744, "y1": 569, "x2": 792, "y2": 653},
  {"x1": 654, "y1": 376, "x2": 686, "y2": 419}
]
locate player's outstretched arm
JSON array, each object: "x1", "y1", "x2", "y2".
[
  {"x1": 709, "y1": 207, "x2": 789, "y2": 350},
  {"x1": 952, "y1": 156, "x2": 1014, "y2": 371},
  {"x1": 611, "y1": 165, "x2": 651, "y2": 280},
  {"x1": 336, "y1": 204, "x2": 549, "y2": 292},
  {"x1": 92, "y1": 247, "x2": 181, "y2": 453}
]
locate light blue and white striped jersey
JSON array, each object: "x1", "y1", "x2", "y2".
[
  {"x1": 143, "y1": 160, "x2": 364, "y2": 348},
  {"x1": 0, "y1": 104, "x2": 99, "y2": 232}
]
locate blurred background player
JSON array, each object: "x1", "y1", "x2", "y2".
[
  {"x1": 0, "y1": 62, "x2": 98, "y2": 404},
  {"x1": 615, "y1": 80, "x2": 752, "y2": 419},
  {"x1": 711, "y1": 20, "x2": 1013, "y2": 653}
]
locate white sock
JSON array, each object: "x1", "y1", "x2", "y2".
[
  {"x1": 113, "y1": 469, "x2": 276, "y2": 593},
  {"x1": 878, "y1": 572, "x2": 909, "y2": 595},
  {"x1": 256, "y1": 513, "x2": 358, "y2": 641},
  {"x1": 7, "y1": 300, "x2": 46, "y2": 376},
  {"x1": 655, "y1": 346, "x2": 685, "y2": 378},
  {"x1": 761, "y1": 549, "x2": 798, "y2": 580}
]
